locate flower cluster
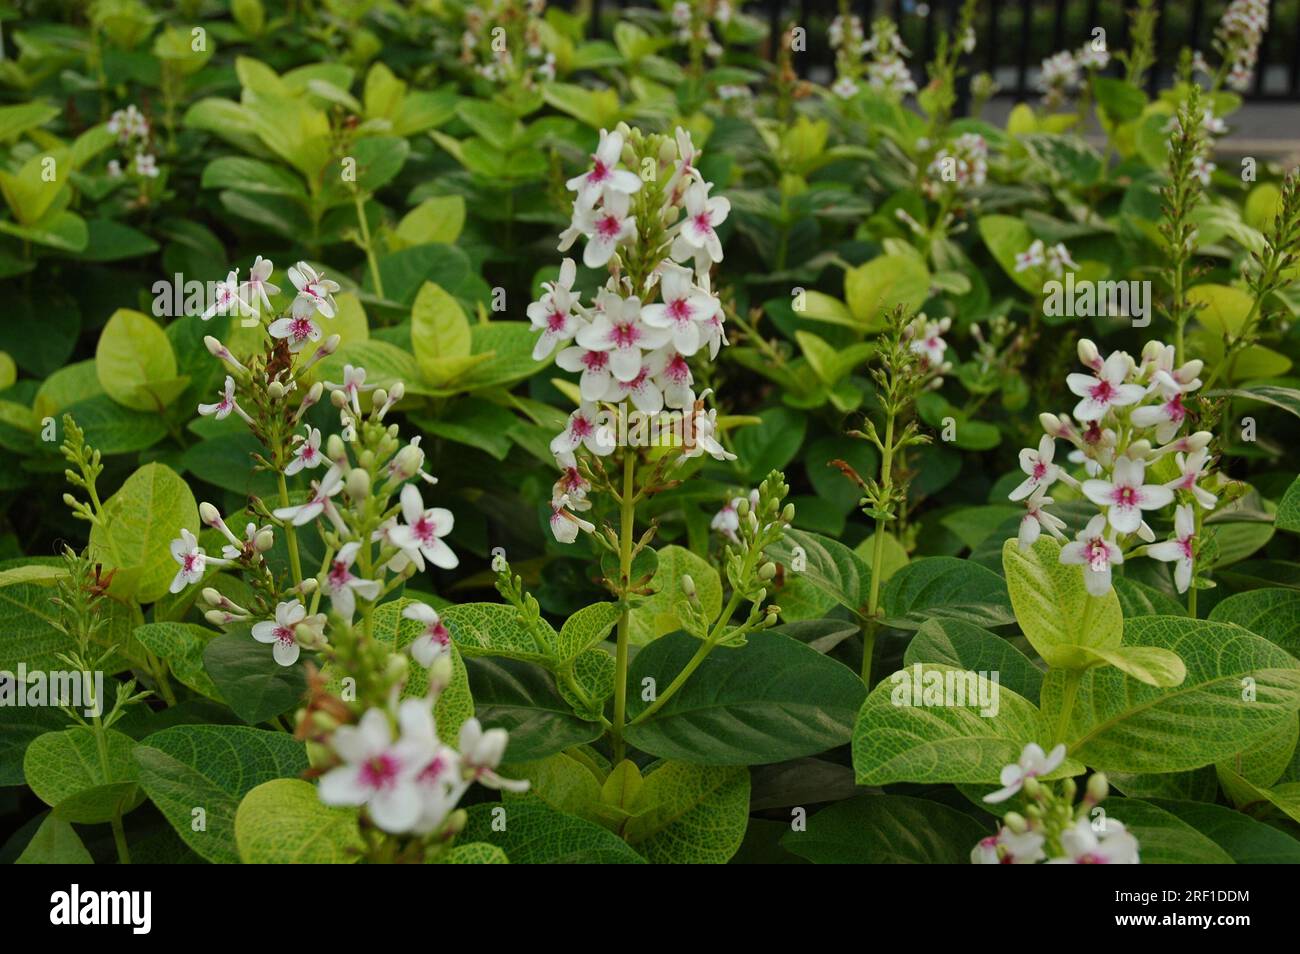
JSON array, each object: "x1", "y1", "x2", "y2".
[
  {"x1": 922, "y1": 132, "x2": 988, "y2": 200},
  {"x1": 670, "y1": 0, "x2": 731, "y2": 63},
  {"x1": 1014, "y1": 239, "x2": 1078, "y2": 278},
  {"x1": 1011, "y1": 338, "x2": 1218, "y2": 596},
  {"x1": 1214, "y1": 0, "x2": 1269, "y2": 91},
  {"x1": 460, "y1": 0, "x2": 554, "y2": 86},
  {"x1": 1036, "y1": 41, "x2": 1108, "y2": 109},
  {"x1": 973, "y1": 744, "x2": 1139, "y2": 864},
  {"x1": 105, "y1": 105, "x2": 159, "y2": 181},
  {"x1": 535, "y1": 124, "x2": 736, "y2": 543},
  {"x1": 864, "y1": 19, "x2": 916, "y2": 98}
]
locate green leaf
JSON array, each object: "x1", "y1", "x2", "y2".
[
  {"x1": 882, "y1": 555, "x2": 1015, "y2": 630},
  {"x1": 1148, "y1": 798, "x2": 1300, "y2": 864},
  {"x1": 1106, "y1": 798, "x2": 1234, "y2": 864},
  {"x1": 63, "y1": 395, "x2": 168, "y2": 455},
  {"x1": 15, "y1": 814, "x2": 93, "y2": 864},
  {"x1": 133, "y1": 622, "x2": 223, "y2": 701},
  {"x1": 1078, "y1": 645, "x2": 1187, "y2": 689},
  {"x1": 732, "y1": 406, "x2": 806, "y2": 482},
  {"x1": 1003, "y1": 537, "x2": 1123, "y2": 667},
  {"x1": 1277, "y1": 476, "x2": 1300, "y2": 533},
  {"x1": 767, "y1": 527, "x2": 870, "y2": 621},
  {"x1": 202, "y1": 632, "x2": 307, "y2": 725},
  {"x1": 201, "y1": 156, "x2": 307, "y2": 199},
  {"x1": 629, "y1": 545, "x2": 721, "y2": 645},
  {"x1": 441, "y1": 842, "x2": 509, "y2": 864},
  {"x1": 1209, "y1": 587, "x2": 1300, "y2": 656},
  {"x1": 1187, "y1": 283, "x2": 1253, "y2": 335},
  {"x1": 979, "y1": 214, "x2": 1040, "y2": 293},
  {"x1": 393, "y1": 196, "x2": 466, "y2": 248},
  {"x1": 235, "y1": 778, "x2": 362, "y2": 863},
  {"x1": 0, "y1": 102, "x2": 60, "y2": 142},
  {"x1": 904, "y1": 618, "x2": 1044, "y2": 703},
  {"x1": 1210, "y1": 385, "x2": 1300, "y2": 421},
  {"x1": 134, "y1": 724, "x2": 309, "y2": 864},
  {"x1": 463, "y1": 656, "x2": 602, "y2": 760},
  {"x1": 89, "y1": 462, "x2": 200, "y2": 604},
  {"x1": 844, "y1": 254, "x2": 930, "y2": 326},
  {"x1": 442, "y1": 601, "x2": 555, "y2": 664},
  {"x1": 554, "y1": 602, "x2": 620, "y2": 663},
  {"x1": 24, "y1": 728, "x2": 144, "y2": 823},
  {"x1": 1114, "y1": 576, "x2": 1188, "y2": 617},
  {"x1": 782, "y1": 794, "x2": 989, "y2": 863},
  {"x1": 852, "y1": 664, "x2": 1065, "y2": 786},
  {"x1": 460, "y1": 797, "x2": 644, "y2": 863},
  {"x1": 95, "y1": 309, "x2": 184, "y2": 412},
  {"x1": 1044, "y1": 617, "x2": 1300, "y2": 773},
  {"x1": 623, "y1": 762, "x2": 750, "y2": 863},
  {"x1": 626, "y1": 631, "x2": 866, "y2": 765},
  {"x1": 502, "y1": 750, "x2": 602, "y2": 819}
]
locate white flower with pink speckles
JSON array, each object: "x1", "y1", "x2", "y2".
[
  {"x1": 1059, "y1": 514, "x2": 1124, "y2": 595},
  {"x1": 251, "y1": 599, "x2": 307, "y2": 666},
  {"x1": 198, "y1": 375, "x2": 239, "y2": 420},
  {"x1": 1082, "y1": 456, "x2": 1173, "y2": 535},
  {"x1": 652, "y1": 346, "x2": 696, "y2": 409},
  {"x1": 1066, "y1": 351, "x2": 1145, "y2": 422},
  {"x1": 1010, "y1": 435, "x2": 1062, "y2": 501},
  {"x1": 1017, "y1": 486, "x2": 1067, "y2": 550},
  {"x1": 571, "y1": 191, "x2": 638, "y2": 268},
  {"x1": 403, "y1": 602, "x2": 452, "y2": 667},
  {"x1": 288, "y1": 261, "x2": 339, "y2": 319},
  {"x1": 971, "y1": 826, "x2": 1047, "y2": 864},
  {"x1": 528, "y1": 258, "x2": 582, "y2": 360},
  {"x1": 640, "y1": 262, "x2": 714, "y2": 356},
  {"x1": 1048, "y1": 818, "x2": 1140, "y2": 864},
  {"x1": 549, "y1": 493, "x2": 596, "y2": 544},
  {"x1": 565, "y1": 128, "x2": 642, "y2": 208},
  {"x1": 285, "y1": 425, "x2": 324, "y2": 476},
  {"x1": 576, "y1": 291, "x2": 668, "y2": 382},
  {"x1": 670, "y1": 180, "x2": 730, "y2": 265},
  {"x1": 273, "y1": 465, "x2": 344, "y2": 526},
  {"x1": 388, "y1": 484, "x2": 459, "y2": 571},
  {"x1": 168, "y1": 528, "x2": 228, "y2": 593},
  {"x1": 325, "y1": 541, "x2": 382, "y2": 621},
  {"x1": 317, "y1": 701, "x2": 441, "y2": 834},
  {"x1": 1166, "y1": 447, "x2": 1218, "y2": 509},
  {"x1": 1148, "y1": 503, "x2": 1197, "y2": 593},
  {"x1": 551, "y1": 401, "x2": 617, "y2": 456},
  {"x1": 555, "y1": 339, "x2": 615, "y2": 401},
  {"x1": 268, "y1": 313, "x2": 322, "y2": 353},
  {"x1": 984, "y1": 742, "x2": 1067, "y2": 804}
]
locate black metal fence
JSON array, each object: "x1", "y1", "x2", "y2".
[{"x1": 584, "y1": 0, "x2": 1300, "y2": 102}]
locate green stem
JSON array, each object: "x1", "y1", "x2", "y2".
[
  {"x1": 1054, "y1": 669, "x2": 1083, "y2": 748},
  {"x1": 277, "y1": 472, "x2": 304, "y2": 587},
  {"x1": 353, "y1": 191, "x2": 384, "y2": 299},
  {"x1": 862, "y1": 410, "x2": 896, "y2": 684},
  {"x1": 110, "y1": 812, "x2": 132, "y2": 865},
  {"x1": 610, "y1": 451, "x2": 636, "y2": 763},
  {"x1": 632, "y1": 639, "x2": 712, "y2": 727}
]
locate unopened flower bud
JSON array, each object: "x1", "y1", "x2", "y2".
[
  {"x1": 326, "y1": 434, "x2": 346, "y2": 460},
  {"x1": 736, "y1": 497, "x2": 750, "y2": 517},
  {"x1": 1127, "y1": 440, "x2": 1151, "y2": 459},
  {"x1": 393, "y1": 443, "x2": 424, "y2": 479},
  {"x1": 1077, "y1": 338, "x2": 1102, "y2": 370},
  {"x1": 444, "y1": 808, "x2": 469, "y2": 837},
  {"x1": 1002, "y1": 811, "x2": 1028, "y2": 834},
  {"x1": 330, "y1": 388, "x2": 348, "y2": 409},
  {"x1": 204, "y1": 610, "x2": 227, "y2": 626},
  {"x1": 346, "y1": 467, "x2": 370, "y2": 500},
  {"x1": 680, "y1": 574, "x2": 696, "y2": 598},
  {"x1": 385, "y1": 653, "x2": 409, "y2": 683},
  {"x1": 199, "y1": 502, "x2": 221, "y2": 526},
  {"x1": 780, "y1": 503, "x2": 796, "y2": 524},
  {"x1": 312, "y1": 710, "x2": 340, "y2": 733},
  {"x1": 202, "y1": 587, "x2": 223, "y2": 606},
  {"x1": 389, "y1": 381, "x2": 405, "y2": 403},
  {"x1": 267, "y1": 380, "x2": 286, "y2": 400},
  {"x1": 1187, "y1": 430, "x2": 1212, "y2": 451},
  {"x1": 758, "y1": 562, "x2": 777, "y2": 581},
  {"x1": 321, "y1": 334, "x2": 340, "y2": 355},
  {"x1": 299, "y1": 577, "x2": 319, "y2": 595},
  {"x1": 427, "y1": 654, "x2": 454, "y2": 692},
  {"x1": 371, "y1": 388, "x2": 387, "y2": 412},
  {"x1": 255, "y1": 528, "x2": 276, "y2": 552},
  {"x1": 1087, "y1": 772, "x2": 1109, "y2": 804},
  {"x1": 1022, "y1": 775, "x2": 1042, "y2": 799}
]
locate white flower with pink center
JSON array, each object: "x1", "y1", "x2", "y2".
[
  {"x1": 549, "y1": 493, "x2": 596, "y2": 544},
  {"x1": 240, "y1": 255, "x2": 279, "y2": 315},
  {"x1": 323, "y1": 364, "x2": 374, "y2": 415},
  {"x1": 553, "y1": 450, "x2": 591, "y2": 504},
  {"x1": 565, "y1": 128, "x2": 642, "y2": 207},
  {"x1": 198, "y1": 375, "x2": 237, "y2": 420},
  {"x1": 168, "y1": 528, "x2": 225, "y2": 593},
  {"x1": 285, "y1": 426, "x2": 324, "y2": 476},
  {"x1": 640, "y1": 262, "x2": 713, "y2": 356},
  {"x1": 1048, "y1": 818, "x2": 1140, "y2": 864},
  {"x1": 1066, "y1": 351, "x2": 1145, "y2": 422},
  {"x1": 251, "y1": 599, "x2": 307, "y2": 666},
  {"x1": 1131, "y1": 390, "x2": 1189, "y2": 444},
  {"x1": 1059, "y1": 514, "x2": 1124, "y2": 595},
  {"x1": 653, "y1": 346, "x2": 696, "y2": 409},
  {"x1": 1148, "y1": 503, "x2": 1197, "y2": 593},
  {"x1": 576, "y1": 292, "x2": 668, "y2": 382},
  {"x1": 1165, "y1": 448, "x2": 1218, "y2": 509},
  {"x1": 288, "y1": 261, "x2": 339, "y2": 319},
  {"x1": 681, "y1": 402, "x2": 736, "y2": 463},
  {"x1": 670, "y1": 180, "x2": 730, "y2": 265},
  {"x1": 388, "y1": 484, "x2": 459, "y2": 571},
  {"x1": 907, "y1": 316, "x2": 951, "y2": 368},
  {"x1": 325, "y1": 541, "x2": 382, "y2": 621},
  {"x1": 984, "y1": 742, "x2": 1067, "y2": 803},
  {"x1": 318, "y1": 700, "x2": 441, "y2": 834},
  {"x1": 1009, "y1": 435, "x2": 1061, "y2": 501},
  {"x1": 1014, "y1": 239, "x2": 1045, "y2": 272},
  {"x1": 556, "y1": 340, "x2": 616, "y2": 402},
  {"x1": 201, "y1": 269, "x2": 248, "y2": 320},
  {"x1": 272, "y1": 465, "x2": 344, "y2": 526},
  {"x1": 268, "y1": 313, "x2": 322, "y2": 353},
  {"x1": 574, "y1": 191, "x2": 638, "y2": 268},
  {"x1": 1017, "y1": 486, "x2": 1067, "y2": 550},
  {"x1": 459, "y1": 718, "x2": 530, "y2": 792},
  {"x1": 604, "y1": 361, "x2": 665, "y2": 414},
  {"x1": 550, "y1": 401, "x2": 616, "y2": 456},
  {"x1": 527, "y1": 258, "x2": 583, "y2": 360},
  {"x1": 1082, "y1": 456, "x2": 1174, "y2": 535},
  {"x1": 711, "y1": 497, "x2": 743, "y2": 542},
  {"x1": 403, "y1": 602, "x2": 452, "y2": 668},
  {"x1": 971, "y1": 827, "x2": 1047, "y2": 864}
]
